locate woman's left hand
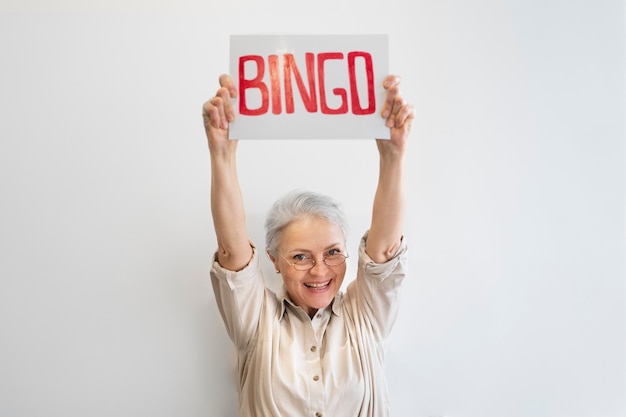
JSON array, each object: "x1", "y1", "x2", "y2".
[{"x1": 378, "y1": 74, "x2": 415, "y2": 154}]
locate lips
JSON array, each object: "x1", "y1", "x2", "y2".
[{"x1": 304, "y1": 280, "x2": 331, "y2": 290}]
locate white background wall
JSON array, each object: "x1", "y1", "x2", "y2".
[{"x1": 0, "y1": 1, "x2": 624, "y2": 417}]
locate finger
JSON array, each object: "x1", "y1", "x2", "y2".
[
  {"x1": 216, "y1": 77, "x2": 237, "y2": 123},
  {"x1": 216, "y1": 95, "x2": 229, "y2": 130},
  {"x1": 383, "y1": 74, "x2": 401, "y2": 89},
  {"x1": 214, "y1": 86, "x2": 236, "y2": 126},
  {"x1": 385, "y1": 95, "x2": 405, "y2": 128},
  {"x1": 393, "y1": 102, "x2": 415, "y2": 129},
  {"x1": 219, "y1": 74, "x2": 238, "y2": 98},
  {"x1": 381, "y1": 84, "x2": 401, "y2": 120},
  {"x1": 202, "y1": 100, "x2": 219, "y2": 130},
  {"x1": 203, "y1": 95, "x2": 228, "y2": 130}
]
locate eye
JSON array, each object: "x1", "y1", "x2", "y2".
[
  {"x1": 293, "y1": 254, "x2": 309, "y2": 262},
  {"x1": 327, "y1": 248, "x2": 342, "y2": 256}
]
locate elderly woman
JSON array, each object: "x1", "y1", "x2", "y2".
[{"x1": 203, "y1": 73, "x2": 414, "y2": 417}]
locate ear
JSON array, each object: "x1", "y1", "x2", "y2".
[{"x1": 266, "y1": 250, "x2": 280, "y2": 272}]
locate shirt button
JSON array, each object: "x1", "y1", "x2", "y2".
[
  {"x1": 310, "y1": 346, "x2": 317, "y2": 352},
  {"x1": 315, "y1": 413, "x2": 322, "y2": 417},
  {"x1": 316, "y1": 313, "x2": 322, "y2": 319},
  {"x1": 313, "y1": 375, "x2": 320, "y2": 381}
]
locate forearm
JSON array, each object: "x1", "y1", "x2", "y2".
[
  {"x1": 366, "y1": 149, "x2": 406, "y2": 263},
  {"x1": 366, "y1": 74, "x2": 413, "y2": 263},
  {"x1": 210, "y1": 146, "x2": 253, "y2": 271}
]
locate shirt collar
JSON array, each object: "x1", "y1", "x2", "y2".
[{"x1": 278, "y1": 285, "x2": 342, "y2": 320}]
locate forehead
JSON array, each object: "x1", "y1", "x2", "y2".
[{"x1": 278, "y1": 216, "x2": 344, "y2": 252}]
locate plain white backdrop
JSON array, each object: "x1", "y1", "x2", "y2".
[{"x1": 0, "y1": 1, "x2": 624, "y2": 417}]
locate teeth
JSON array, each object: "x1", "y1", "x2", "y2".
[{"x1": 305, "y1": 281, "x2": 330, "y2": 289}]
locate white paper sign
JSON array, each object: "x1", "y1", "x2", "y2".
[{"x1": 228, "y1": 34, "x2": 389, "y2": 140}]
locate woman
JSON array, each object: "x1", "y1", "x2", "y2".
[{"x1": 203, "y1": 73, "x2": 414, "y2": 417}]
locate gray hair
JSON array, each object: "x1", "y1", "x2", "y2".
[{"x1": 265, "y1": 189, "x2": 348, "y2": 255}]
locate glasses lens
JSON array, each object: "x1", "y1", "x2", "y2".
[
  {"x1": 294, "y1": 261, "x2": 314, "y2": 271},
  {"x1": 324, "y1": 254, "x2": 347, "y2": 266}
]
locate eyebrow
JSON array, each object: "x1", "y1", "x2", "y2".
[{"x1": 285, "y1": 243, "x2": 344, "y2": 254}]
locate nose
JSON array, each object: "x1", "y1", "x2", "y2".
[{"x1": 308, "y1": 257, "x2": 329, "y2": 275}]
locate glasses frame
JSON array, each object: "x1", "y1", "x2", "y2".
[{"x1": 280, "y1": 252, "x2": 349, "y2": 271}]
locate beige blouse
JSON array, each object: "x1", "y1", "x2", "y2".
[{"x1": 211, "y1": 233, "x2": 408, "y2": 417}]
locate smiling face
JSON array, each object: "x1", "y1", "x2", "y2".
[{"x1": 269, "y1": 216, "x2": 347, "y2": 318}]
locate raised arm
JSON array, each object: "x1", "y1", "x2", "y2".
[
  {"x1": 365, "y1": 75, "x2": 415, "y2": 263},
  {"x1": 203, "y1": 74, "x2": 253, "y2": 271}
]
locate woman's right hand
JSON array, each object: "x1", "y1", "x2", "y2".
[{"x1": 202, "y1": 74, "x2": 238, "y2": 152}]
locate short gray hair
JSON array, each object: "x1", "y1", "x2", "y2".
[{"x1": 265, "y1": 189, "x2": 348, "y2": 255}]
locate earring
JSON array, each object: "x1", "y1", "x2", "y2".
[{"x1": 275, "y1": 270, "x2": 280, "y2": 274}]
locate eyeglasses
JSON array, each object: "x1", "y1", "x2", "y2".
[{"x1": 280, "y1": 251, "x2": 348, "y2": 271}]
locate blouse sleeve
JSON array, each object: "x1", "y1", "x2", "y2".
[
  {"x1": 210, "y1": 245, "x2": 265, "y2": 352},
  {"x1": 349, "y1": 231, "x2": 408, "y2": 341}
]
